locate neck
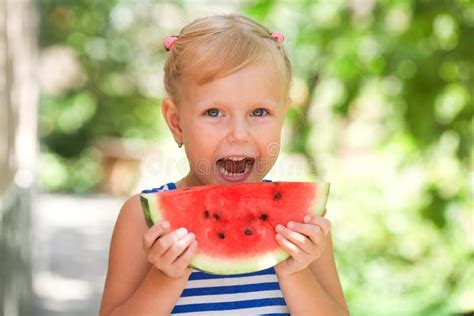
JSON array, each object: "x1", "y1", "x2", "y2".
[{"x1": 175, "y1": 173, "x2": 204, "y2": 189}]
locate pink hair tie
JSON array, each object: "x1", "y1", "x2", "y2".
[
  {"x1": 164, "y1": 36, "x2": 178, "y2": 51},
  {"x1": 270, "y1": 31, "x2": 285, "y2": 43}
]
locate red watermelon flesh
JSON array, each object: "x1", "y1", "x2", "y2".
[{"x1": 140, "y1": 181, "x2": 330, "y2": 275}]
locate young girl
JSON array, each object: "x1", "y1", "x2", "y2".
[{"x1": 99, "y1": 14, "x2": 349, "y2": 316}]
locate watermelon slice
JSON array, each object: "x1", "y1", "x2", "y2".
[{"x1": 140, "y1": 181, "x2": 330, "y2": 275}]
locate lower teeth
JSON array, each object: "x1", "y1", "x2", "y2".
[{"x1": 219, "y1": 165, "x2": 249, "y2": 177}]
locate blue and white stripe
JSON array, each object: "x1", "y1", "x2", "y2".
[
  {"x1": 173, "y1": 268, "x2": 288, "y2": 315},
  {"x1": 142, "y1": 182, "x2": 177, "y2": 193},
  {"x1": 142, "y1": 181, "x2": 289, "y2": 315}
]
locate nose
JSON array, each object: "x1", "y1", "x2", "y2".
[{"x1": 226, "y1": 117, "x2": 249, "y2": 143}]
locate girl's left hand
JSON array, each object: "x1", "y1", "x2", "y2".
[{"x1": 274, "y1": 211, "x2": 331, "y2": 276}]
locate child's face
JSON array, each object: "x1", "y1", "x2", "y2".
[{"x1": 163, "y1": 63, "x2": 290, "y2": 186}]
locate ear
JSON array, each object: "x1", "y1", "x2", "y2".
[{"x1": 161, "y1": 97, "x2": 183, "y2": 144}]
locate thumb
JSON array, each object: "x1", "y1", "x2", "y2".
[{"x1": 321, "y1": 208, "x2": 327, "y2": 217}]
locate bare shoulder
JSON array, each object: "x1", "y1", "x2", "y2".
[
  {"x1": 109, "y1": 192, "x2": 150, "y2": 267},
  {"x1": 99, "y1": 193, "x2": 151, "y2": 315},
  {"x1": 115, "y1": 193, "x2": 148, "y2": 233},
  {"x1": 109, "y1": 193, "x2": 150, "y2": 251}
]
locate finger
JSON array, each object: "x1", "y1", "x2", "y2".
[
  {"x1": 304, "y1": 215, "x2": 331, "y2": 236},
  {"x1": 173, "y1": 240, "x2": 198, "y2": 271},
  {"x1": 275, "y1": 233, "x2": 303, "y2": 256},
  {"x1": 162, "y1": 232, "x2": 196, "y2": 264},
  {"x1": 276, "y1": 224, "x2": 312, "y2": 254},
  {"x1": 287, "y1": 221, "x2": 327, "y2": 257},
  {"x1": 152, "y1": 227, "x2": 188, "y2": 257},
  {"x1": 143, "y1": 221, "x2": 170, "y2": 250},
  {"x1": 310, "y1": 227, "x2": 326, "y2": 254},
  {"x1": 286, "y1": 221, "x2": 324, "y2": 246}
]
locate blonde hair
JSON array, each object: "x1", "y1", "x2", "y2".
[{"x1": 163, "y1": 14, "x2": 292, "y2": 106}]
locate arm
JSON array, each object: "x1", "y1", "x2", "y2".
[
  {"x1": 99, "y1": 194, "x2": 194, "y2": 316},
  {"x1": 106, "y1": 268, "x2": 190, "y2": 316},
  {"x1": 274, "y1": 216, "x2": 349, "y2": 315},
  {"x1": 276, "y1": 232, "x2": 349, "y2": 315}
]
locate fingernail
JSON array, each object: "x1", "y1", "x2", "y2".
[
  {"x1": 304, "y1": 215, "x2": 311, "y2": 223},
  {"x1": 161, "y1": 221, "x2": 170, "y2": 229},
  {"x1": 177, "y1": 228, "x2": 188, "y2": 237},
  {"x1": 275, "y1": 233, "x2": 281, "y2": 240},
  {"x1": 287, "y1": 221, "x2": 295, "y2": 229},
  {"x1": 188, "y1": 232, "x2": 195, "y2": 240},
  {"x1": 276, "y1": 224, "x2": 283, "y2": 232}
]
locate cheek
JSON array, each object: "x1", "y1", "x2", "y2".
[
  {"x1": 254, "y1": 149, "x2": 278, "y2": 177},
  {"x1": 255, "y1": 136, "x2": 281, "y2": 174},
  {"x1": 184, "y1": 118, "x2": 219, "y2": 145},
  {"x1": 255, "y1": 126, "x2": 282, "y2": 155}
]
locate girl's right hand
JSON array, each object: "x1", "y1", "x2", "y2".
[{"x1": 143, "y1": 221, "x2": 198, "y2": 279}]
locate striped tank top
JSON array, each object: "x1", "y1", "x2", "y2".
[{"x1": 142, "y1": 181, "x2": 289, "y2": 315}]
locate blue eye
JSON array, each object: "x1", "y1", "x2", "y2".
[
  {"x1": 251, "y1": 108, "x2": 268, "y2": 117},
  {"x1": 206, "y1": 108, "x2": 221, "y2": 117}
]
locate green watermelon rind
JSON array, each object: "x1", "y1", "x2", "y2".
[
  {"x1": 140, "y1": 193, "x2": 161, "y2": 228},
  {"x1": 140, "y1": 182, "x2": 330, "y2": 275},
  {"x1": 190, "y1": 249, "x2": 290, "y2": 275},
  {"x1": 311, "y1": 182, "x2": 330, "y2": 216}
]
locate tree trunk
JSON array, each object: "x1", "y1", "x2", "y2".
[{"x1": 0, "y1": 0, "x2": 38, "y2": 314}]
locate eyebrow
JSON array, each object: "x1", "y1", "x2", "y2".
[
  {"x1": 196, "y1": 99, "x2": 280, "y2": 109},
  {"x1": 257, "y1": 99, "x2": 280, "y2": 108}
]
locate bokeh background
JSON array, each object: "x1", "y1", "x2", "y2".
[{"x1": 1, "y1": 0, "x2": 473, "y2": 315}]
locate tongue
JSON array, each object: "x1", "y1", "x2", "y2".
[{"x1": 223, "y1": 159, "x2": 246, "y2": 173}]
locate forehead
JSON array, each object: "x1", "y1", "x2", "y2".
[{"x1": 182, "y1": 63, "x2": 286, "y2": 107}]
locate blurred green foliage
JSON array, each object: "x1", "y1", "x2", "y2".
[{"x1": 38, "y1": 0, "x2": 473, "y2": 314}]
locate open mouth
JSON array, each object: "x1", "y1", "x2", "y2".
[{"x1": 216, "y1": 156, "x2": 255, "y2": 179}]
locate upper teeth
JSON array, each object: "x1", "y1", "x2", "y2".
[{"x1": 224, "y1": 157, "x2": 247, "y2": 161}]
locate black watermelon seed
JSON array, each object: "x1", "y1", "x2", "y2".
[
  {"x1": 213, "y1": 212, "x2": 220, "y2": 220},
  {"x1": 204, "y1": 210, "x2": 210, "y2": 218},
  {"x1": 260, "y1": 214, "x2": 268, "y2": 221},
  {"x1": 274, "y1": 192, "x2": 282, "y2": 200},
  {"x1": 218, "y1": 233, "x2": 225, "y2": 239},
  {"x1": 244, "y1": 228, "x2": 253, "y2": 236}
]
